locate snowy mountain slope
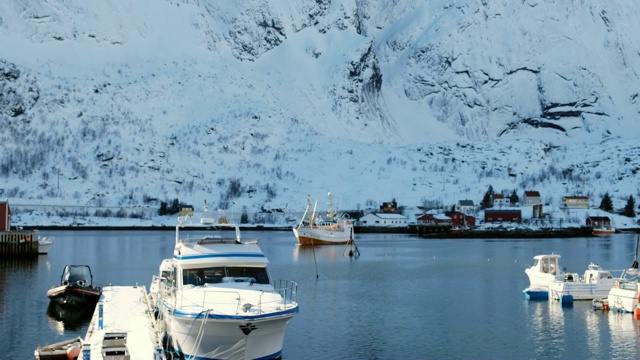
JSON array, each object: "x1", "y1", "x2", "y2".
[{"x1": 1, "y1": 0, "x2": 639, "y2": 217}]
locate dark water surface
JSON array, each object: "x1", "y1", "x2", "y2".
[{"x1": 2, "y1": 230, "x2": 640, "y2": 359}]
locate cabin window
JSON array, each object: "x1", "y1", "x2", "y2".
[{"x1": 183, "y1": 266, "x2": 270, "y2": 285}]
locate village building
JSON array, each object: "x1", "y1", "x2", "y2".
[
  {"x1": 358, "y1": 213, "x2": 408, "y2": 227},
  {"x1": 484, "y1": 209, "x2": 521, "y2": 223},
  {"x1": 522, "y1": 191, "x2": 542, "y2": 205},
  {"x1": 586, "y1": 216, "x2": 612, "y2": 228},
  {"x1": 491, "y1": 194, "x2": 509, "y2": 207},
  {"x1": 380, "y1": 200, "x2": 398, "y2": 213},
  {"x1": 0, "y1": 200, "x2": 11, "y2": 231},
  {"x1": 445, "y1": 211, "x2": 476, "y2": 227},
  {"x1": 455, "y1": 200, "x2": 475, "y2": 215},
  {"x1": 562, "y1": 196, "x2": 589, "y2": 209},
  {"x1": 416, "y1": 213, "x2": 451, "y2": 226}
]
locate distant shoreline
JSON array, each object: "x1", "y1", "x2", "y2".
[{"x1": 19, "y1": 225, "x2": 639, "y2": 238}]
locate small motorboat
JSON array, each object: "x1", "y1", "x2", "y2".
[
  {"x1": 548, "y1": 262, "x2": 617, "y2": 303},
  {"x1": 47, "y1": 265, "x2": 102, "y2": 308},
  {"x1": 523, "y1": 254, "x2": 577, "y2": 300},
  {"x1": 34, "y1": 336, "x2": 82, "y2": 360},
  {"x1": 38, "y1": 236, "x2": 54, "y2": 254}
]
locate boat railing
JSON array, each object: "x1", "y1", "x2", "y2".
[
  {"x1": 167, "y1": 281, "x2": 298, "y2": 315},
  {"x1": 272, "y1": 279, "x2": 298, "y2": 308}
]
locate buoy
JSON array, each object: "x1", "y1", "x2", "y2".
[
  {"x1": 635, "y1": 306, "x2": 640, "y2": 320},
  {"x1": 67, "y1": 345, "x2": 80, "y2": 360},
  {"x1": 603, "y1": 304, "x2": 610, "y2": 311}
]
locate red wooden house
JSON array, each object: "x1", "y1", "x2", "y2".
[
  {"x1": 416, "y1": 214, "x2": 452, "y2": 226},
  {"x1": 0, "y1": 201, "x2": 11, "y2": 231},
  {"x1": 445, "y1": 211, "x2": 476, "y2": 227},
  {"x1": 585, "y1": 216, "x2": 611, "y2": 227}
]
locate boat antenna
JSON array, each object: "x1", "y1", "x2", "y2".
[{"x1": 632, "y1": 235, "x2": 639, "y2": 270}]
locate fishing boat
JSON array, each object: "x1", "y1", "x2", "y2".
[
  {"x1": 602, "y1": 236, "x2": 640, "y2": 313},
  {"x1": 523, "y1": 254, "x2": 576, "y2": 300},
  {"x1": 547, "y1": 262, "x2": 617, "y2": 303},
  {"x1": 46, "y1": 265, "x2": 102, "y2": 308},
  {"x1": 293, "y1": 192, "x2": 354, "y2": 245},
  {"x1": 153, "y1": 211, "x2": 299, "y2": 360},
  {"x1": 592, "y1": 225, "x2": 616, "y2": 235}
]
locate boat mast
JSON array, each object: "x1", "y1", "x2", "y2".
[
  {"x1": 310, "y1": 200, "x2": 318, "y2": 228},
  {"x1": 632, "y1": 235, "x2": 639, "y2": 270},
  {"x1": 327, "y1": 192, "x2": 334, "y2": 219}
]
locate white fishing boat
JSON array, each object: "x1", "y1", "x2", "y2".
[
  {"x1": 602, "y1": 236, "x2": 640, "y2": 313},
  {"x1": 153, "y1": 211, "x2": 299, "y2": 360},
  {"x1": 548, "y1": 262, "x2": 616, "y2": 303},
  {"x1": 293, "y1": 192, "x2": 354, "y2": 245},
  {"x1": 523, "y1": 254, "x2": 576, "y2": 300},
  {"x1": 38, "y1": 236, "x2": 53, "y2": 254}
]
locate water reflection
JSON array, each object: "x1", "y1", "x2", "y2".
[
  {"x1": 46, "y1": 301, "x2": 94, "y2": 332},
  {"x1": 292, "y1": 244, "x2": 351, "y2": 263},
  {"x1": 527, "y1": 300, "x2": 566, "y2": 357},
  {"x1": 607, "y1": 313, "x2": 640, "y2": 359}
]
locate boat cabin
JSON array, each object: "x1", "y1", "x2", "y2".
[
  {"x1": 60, "y1": 265, "x2": 94, "y2": 286},
  {"x1": 531, "y1": 254, "x2": 562, "y2": 275},
  {"x1": 582, "y1": 263, "x2": 613, "y2": 284}
]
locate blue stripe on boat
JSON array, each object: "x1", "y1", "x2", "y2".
[{"x1": 174, "y1": 253, "x2": 266, "y2": 260}]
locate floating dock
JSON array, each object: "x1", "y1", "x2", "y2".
[
  {"x1": 0, "y1": 229, "x2": 40, "y2": 256},
  {"x1": 79, "y1": 285, "x2": 165, "y2": 359}
]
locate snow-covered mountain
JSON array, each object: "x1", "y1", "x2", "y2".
[{"x1": 1, "y1": 0, "x2": 639, "y2": 219}]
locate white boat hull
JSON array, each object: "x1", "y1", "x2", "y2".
[
  {"x1": 163, "y1": 310, "x2": 295, "y2": 359},
  {"x1": 549, "y1": 281, "x2": 615, "y2": 301},
  {"x1": 608, "y1": 282, "x2": 639, "y2": 313}
]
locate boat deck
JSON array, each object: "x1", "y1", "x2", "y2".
[{"x1": 79, "y1": 285, "x2": 164, "y2": 359}]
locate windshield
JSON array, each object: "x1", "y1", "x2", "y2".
[{"x1": 183, "y1": 266, "x2": 270, "y2": 286}]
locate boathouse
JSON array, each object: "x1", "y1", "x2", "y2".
[
  {"x1": 0, "y1": 200, "x2": 40, "y2": 256},
  {"x1": 586, "y1": 216, "x2": 612, "y2": 227},
  {"x1": 484, "y1": 209, "x2": 521, "y2": 223}
]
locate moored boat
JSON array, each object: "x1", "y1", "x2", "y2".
[
  {"x1": 46, "y1": 265, "x2": 102, "y2": 308},
  {"x1": 34, "y1": 337, "x2": 82, "y2": 360},
  {"x1": 154, "y1": 211, "x2": 299, "y2": 360},
  {"x1": 38, "y1": 236, "x2": 53, "y2": 254},
  {"x1": 293, "y1": 192, "x2": 354, "y2": 245},
  {"x1": 602, "y1": 236, "x2": 640, "y2": 313},
  {"x1": 523, "y1": 254, "x2": 575, "y2": 300},
  {"x1": 548, "y1": 262, "x2": 617, "y2": 303},
  {"x1": 592, "y1": 225, "x2": 616, "y2": 235}
]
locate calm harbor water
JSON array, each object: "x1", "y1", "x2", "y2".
[{"x1": 2, "y1": 230, "x2": 640, "y2": 359}]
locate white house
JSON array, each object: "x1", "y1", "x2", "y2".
[
  {"x1": 522, "y1": 191, "x2": 542, "y2": 205},
  {"x1": 491, "y1": 194, "x2": 509, "y2": 207},
  {"x1": 358, "y1": 213, "x2": 408, "y2": 227},
  {"x1": 455, "y1": 200, "x2": 475, "y2": 215}
]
